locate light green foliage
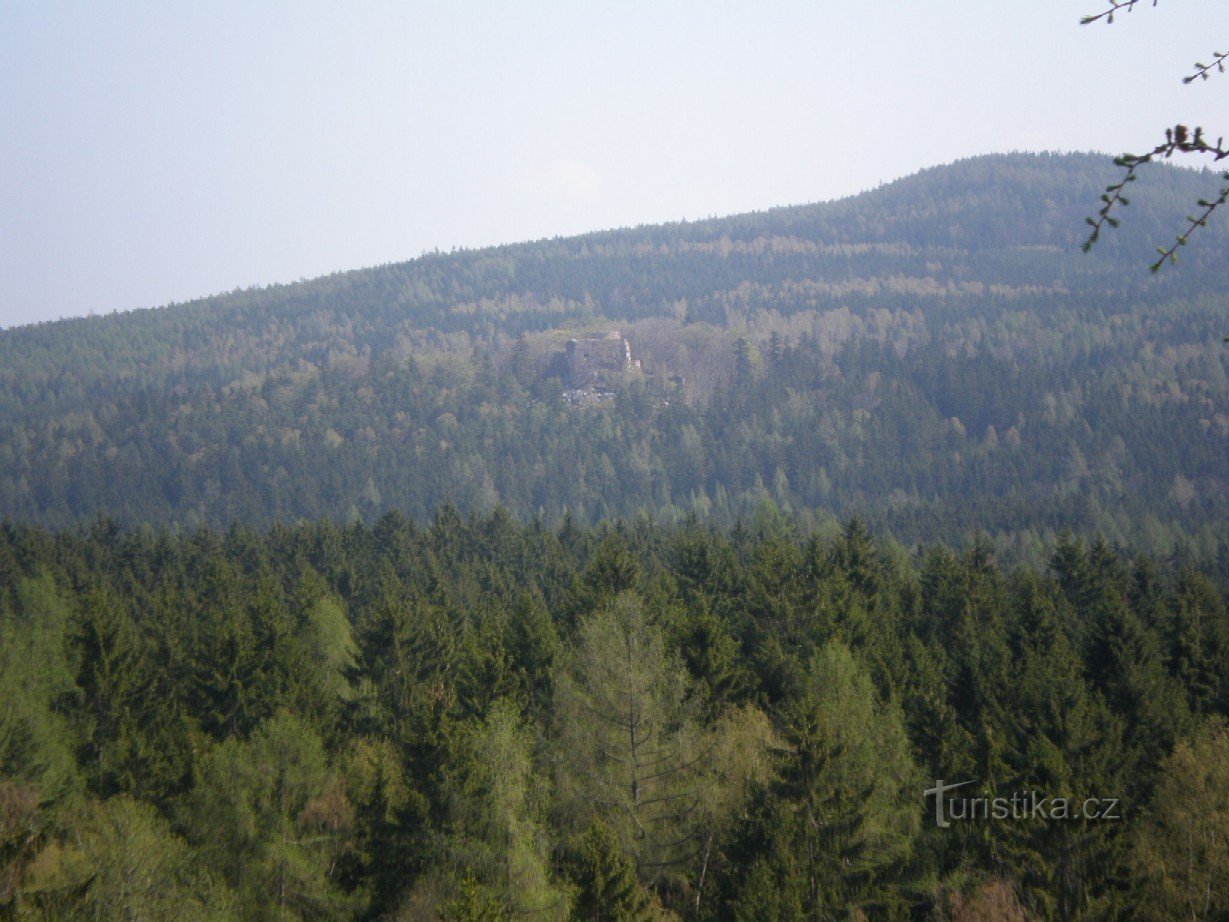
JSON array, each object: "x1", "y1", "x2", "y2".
[
  {"x1": 19, "y1": 795, "x2": 234, "y2": 920},
  {"x1": 185, "y1": 711, "x2": 358, "y2": 919},
  {"x1": 1133, "y1": 718, "x2": 1229, "y2": 920},
  {"x1": 0, "y1": 577, "x2": 80, "y2": 798},
  {"x1": 699, "y1": 706, "x2": 781, "y2": 826},
  {"x1": 0, "y1": 503, "x2": 1226, "y2": 918},
  {"x1": 553, "y1": 593, "x2": 780, "y2": 912},
  {"x1": 553, "y1": 593, "x2": 705, "y2": 882},
  {"x1": 690, "y1": 705, "x2": 783, "y2": 914},
  {"x1": 304, "y1": 596, "x2": 358, "y2": 700},
  {"x1": 431, "y1": 699, "x2": 570, "y2": 919},
  {"x1": 785, "y1": 639, "x2": 920, "y2": 912},
  {"x1": 340, "y1": 736, "x2": 410, "y2": 827}
]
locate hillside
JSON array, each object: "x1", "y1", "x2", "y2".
[{"x1": 1, "y1": 152, "x2": 1227, "y2": 560}]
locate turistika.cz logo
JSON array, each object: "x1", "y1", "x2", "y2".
[{"x1": 923, "y1": 779, "x2": 1122, "y2": 828}]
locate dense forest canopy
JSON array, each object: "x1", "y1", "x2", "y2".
[
  {"x1": 1, "y1": 152, "x2": 1227, "y2": 565},
  {"x1": 3, "y1": 152, "x2": 1229, "y2": 918},
  {"x1": 1, "y1": 511, "x2": 1227, "y2": 918}
]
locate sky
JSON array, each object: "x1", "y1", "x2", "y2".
[{"x1": 3, "y1": 1, "x2": 1229, "y2": 329}]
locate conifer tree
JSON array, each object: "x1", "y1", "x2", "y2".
[
  {"x1": 436, "y1": 699, "x2": 571, "y2": 918},
  {"x1": 70, "y1": 588, "x2": 145, "y2": 797},
  {"x1": 781, "y1": 640, "x2": 920, "y2": 915},
  {"x1": 552, "y1": 592, "x2": 706, "y2": 888}
]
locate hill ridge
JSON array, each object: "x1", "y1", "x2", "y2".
[{"x1": 0, "y1": 151, "x2": 1225, "y2": 564}]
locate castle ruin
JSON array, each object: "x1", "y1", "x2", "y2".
[{"x1": 564, "y1": 331, "x2": 640, "y2": 390}]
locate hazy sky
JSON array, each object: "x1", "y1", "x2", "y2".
[{"x1": 3, "y1": 1, "x2": 1229, "y2": 328}]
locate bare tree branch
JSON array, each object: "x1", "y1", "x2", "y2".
[
  {"x1": 1080, "y1": 0, "x2": 1155, "y2": 27},
  {"x1": 1149, "y1": 177, "x2": 1229, "y2": 271},
  {"x1": 1184, "y1": 50, "x2": 1229, "y2": 85},
  {"x1": 1079, "y1": 5, "x2": 1229, "y2": 272},
  {"x1": 1083, "y1": 126, "x2": 1229, "y2": 269}
]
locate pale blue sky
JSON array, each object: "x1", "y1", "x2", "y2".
[{"x1": 3, "y1": 1, "x2": 1228, "y2": 328}]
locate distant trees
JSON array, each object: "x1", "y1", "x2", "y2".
[{"x1": 1, "y1": 156, "x2": 1227, "y2": 556}]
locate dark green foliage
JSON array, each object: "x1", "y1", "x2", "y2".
[
  {"x1": 714, "y1": 791, "x2": 808, "y2": 922},
  {"x1": 446, "y1": 872, "x2": 509, "y2": 922},
  {"x1": 24, "y1": 143, "x2": 1229, "y2": 917},
  {"x1": 566, "y1": 822, "x2": 654, "y2": 922},
  {"x1": 582, "y1": 532, "x2": 642, "y2": 600},
  {"x1": 504, "y1": 590, "x2": 563, "y2": 714},
  {"x1": 0, "y1": 155, "x2": 1226, "y2": 567},
  {"x1": 69, "y1": 589, "x2": 146, "y2": 799},
  {"x1": 0, "y1": 511, "x2": 1226, "y2": 917},
  {"x1": 1164, "y1": 566, "x2": 1229, "y2": 714}
]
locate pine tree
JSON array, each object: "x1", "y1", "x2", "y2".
[
  {"x1": 567, "y1": 821, "x2": 656, "y2": 922},
  {"x1": 997, "y1": 611, "x2": 1129, "y2": 919},
  {"x1": 782, "y1": 640, "x2": 920, "y2": 915},
  {"x1": 70, "y1": 588, "x2": 145, "y2": 797},
  {"x1": 1163, "y1": 566, "x2": 1229, "y2": 715}
]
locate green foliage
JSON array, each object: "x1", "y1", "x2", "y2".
[
  {"x1": 783, "y1": 640, "x2": 921, "y2": 915},
  {"x1": 69, "y1": 588, "x2": 146, "y2": 799},
  {"x1": 184, "y1": 711, "x2": 358, "y2": 919},
  {"x1": 1, "y1": 155, "x2": 1226, "y2": 564},
  {"x1": 552, "y1": 592, "x2": 708, "y2": 885},
  {"x1": 437, "y1": 699, "x2": 571, "y2": 918},
  {"x1": 303, "y1": 595, "x2": 358, "y2": 701},
  {"x1": 0, "y1": 577, "x2": 80, "y2": 798},
  {"x1": 0, "y1": 511, "x2": 1225, "y2": 917},
  {"x1": 19, "y1": 795, "x2": 234, "y2": 920},
  {"x1": 1132, "y1": 718, "x2": 1229, "y2": 919},
  {"x1": 566, "y1": 821, "x2": 659, "y2": 922},
  {"x1": 445, "y1": 872, "x2": 510, "y2": 922},
  {"x1": 504, "y1": 590, "x2": 563, "y2": 714},
  {"x1": 996, "y1": 602, "x2": 1129, "y2": 918}
]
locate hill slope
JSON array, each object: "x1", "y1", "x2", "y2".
[{"x1": 2, "y1": 152, "x2": 1227, "y2": 559}]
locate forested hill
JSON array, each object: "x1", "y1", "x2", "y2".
[{"x1": 2, "y1": 152, "x2": 1227, "y2": 560}]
